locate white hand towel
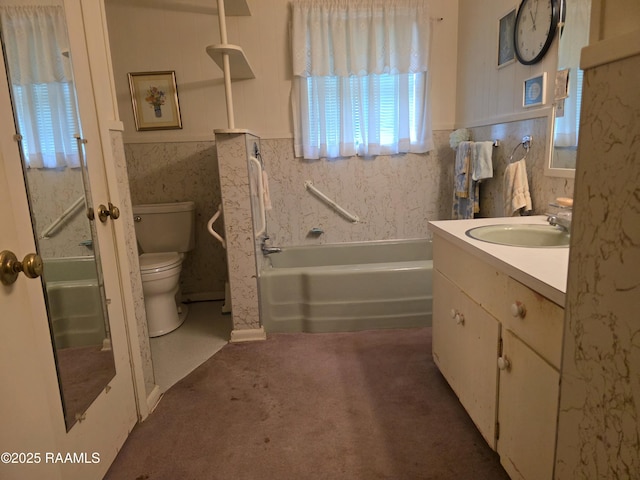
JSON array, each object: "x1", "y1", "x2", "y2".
[
  {"x1": 472, "y1": 141, "x2": 494, "y2": 181},
  {"x1": 503, "y1": 159, "x2": 532, "y2": 216}
]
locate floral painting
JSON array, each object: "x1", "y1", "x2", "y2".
[{"x1": 128, "y1": 71, "x2": 182, "y2": 130}]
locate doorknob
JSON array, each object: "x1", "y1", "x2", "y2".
[
  {"x1": 1, "y1": 250, "x2": 44, "y2": 285},
  {"x1": 97, "y1": 202, "x2": 120, "y2": 223}
]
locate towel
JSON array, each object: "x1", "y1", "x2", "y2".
[
  {"x1": 454, "y1": 141, "x2": 472, "y2": 198},
  {"x1": 471, "y1": 141, "x2": 494, "y2": 181},
  {"x1": 453, "y1": 141, "x2": 479, "y2": 219},
  {"x1": 503, "y1": 158, "x2": 532, "y2": 216}
]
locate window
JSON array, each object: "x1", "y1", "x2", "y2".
[
  {"x1": 0, "y1": 5, "x2": 81, "y2": 169},
  {"x1": 291, "y1": 0, "x2": 433, "y2": 160}
]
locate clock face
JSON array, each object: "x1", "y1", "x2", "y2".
[{"x1": 514, "y1": 0, "x2": 560, "y2": 65}]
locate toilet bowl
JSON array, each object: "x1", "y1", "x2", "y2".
[
  {"x1": 132, "y1": 201, "x2": 196, "y2": 338},
  {"x1": 139, "y1": 252, "x2": 186, "y2": 337}
]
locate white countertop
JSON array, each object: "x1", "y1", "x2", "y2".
[{"x1": 428, "y1": 216, "x2": 569, "y2": 307}]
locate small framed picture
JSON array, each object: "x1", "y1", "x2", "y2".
[
  {"x1": 523, "y1": 73, "x2": 546, "y2": 108},
  {"x1": 497, "y1": 8, "x2": 516, "y2": 68},
  {"x1": 128, "y1": 71, "x2": 182, "y2": 131}
]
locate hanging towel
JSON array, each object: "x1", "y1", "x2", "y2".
[
  {"x1": 262, "y1": 170, "x2": 273, "y2": 211},
  {"x1": 454, "y1": 141, "x2": 472, "y2": 198},
  {"x1": 503, "y1": 158, "x2": 532, "y2": 216},
  {"x1": 471, "y1": 141, "x2": 494, "y2": 181},
  {"x1": 453, "y1": 141, "x2": 479, "y2": 219}
]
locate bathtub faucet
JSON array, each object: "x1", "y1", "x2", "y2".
[{"x1": 261, "y1": 235, "x2": 282, "y2": 255}]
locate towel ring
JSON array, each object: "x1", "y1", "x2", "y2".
[{"x1": 508, "y1": 135, "x2": 532, "y2": 163}]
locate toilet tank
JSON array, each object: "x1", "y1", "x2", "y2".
[{"x1": 133, "y1": 201, "x2": 195, "y2": 253}]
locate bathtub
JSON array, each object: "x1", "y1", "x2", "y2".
[
  {"x1": 259, "y1": 239, "x2": 433, "y2": 333},
  {"x1": 44, "y1": 257, "x2": 107, "y2": 349}
]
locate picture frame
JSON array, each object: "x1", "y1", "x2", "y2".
[
  {"x1": 523, "y1": 73, "x2": 546, "y2": 108},
  {"x1": 497, "y1": 7, "x2": 516, "y2": 68},
  {"x1": 128, "y1": 71, "x2": 182, "y2": 131}
]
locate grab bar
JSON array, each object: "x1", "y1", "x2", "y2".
[
  {"x1": 40, "y1": 195, "x2": 85, "y2": 239},
  {"x1": 305, "y1": 181, "x2": 359, "y2": 223},
  {"x1": 207, "y1": 203, "x2": 226, "y2": 249},
  {"x1": 249, "y1": 156, "x2": 266, "y2": 238}
]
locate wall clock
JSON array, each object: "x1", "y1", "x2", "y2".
[{"x1": 514, "y1": 0, "x2": 565, "y2": 65}]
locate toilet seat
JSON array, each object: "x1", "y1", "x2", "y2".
[{"x1": 139, "y1": 252, "x2": 182, "y2": 274}]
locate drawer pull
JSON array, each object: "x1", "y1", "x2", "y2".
[
  {"x1": 498, "y1": 356, "x2": 511, "y2": 371},
  {"x1": 511, "y1": 301, "x2": 526, "y2": 318}
]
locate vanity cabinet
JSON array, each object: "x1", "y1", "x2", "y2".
[
  {"x1": 432, "y1": 270, "x2": 500, "y2": 448},
  {"x1": 432, "y1": 234, "x2": 564, "y2": 480}
]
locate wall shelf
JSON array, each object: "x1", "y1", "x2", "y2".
[
  {"x1": 207, "y1": 0, "x2": 254, "y2": 129},
  {"x1": 206, "y1": 44, "x2": 255, "y2": 80},
  {"x1": 223, "y1": 0, "x2": 250, "y2": 16}
]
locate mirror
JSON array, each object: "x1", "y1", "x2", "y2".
[
  {"x1": 0, "y1": 1, "x2": 116, "y2": 430},
  {"x1": 548, "y1": 0, "x2": 591, "y2": 175}
]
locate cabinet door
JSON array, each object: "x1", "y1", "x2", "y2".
[
  {"x1": 498, "y1": 329, "x2": 560, "y2": 480},
  {"x1": 432, "y1": 269, "x2": 500, "y2": 448}
]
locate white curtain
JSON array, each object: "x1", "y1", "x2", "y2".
[
  {"x1": 554, "y1": 0, "x2": 590, "y2": 148},
  {"x1": 0, "y1": 6, "x2": 80, "y2": 168},
  {"x1": 291, "y1": 0, "x2": 433, "y2": 159}
]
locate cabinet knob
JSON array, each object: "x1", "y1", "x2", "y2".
[
  {"x1": 498, "y1": 356, "x2": 511, "y2": 371},
  {"x1": 450, "y1": 309, "x2": 464, "y2": 325},
  {"x1": 511, "y1": 301, "x2": 526, "y2": 318}
]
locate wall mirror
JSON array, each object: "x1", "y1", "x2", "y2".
[
  {"x1": 0, "y1": 1, "x2": 116, "y2": 430},
  {"x1": 546, "y1": 0, "x2": 591, "y2": 177}
]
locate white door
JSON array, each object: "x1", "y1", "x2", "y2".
[{"x1": 0, "y1": 13, "x2": 136, "y2": 480}]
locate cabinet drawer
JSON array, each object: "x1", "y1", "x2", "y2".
[
  {"x1": 503, "y1": 277, "x2": 564, "y2": 369},
  {"x1": 433, "y1": 235, "x2": 507, "y2": 319}
]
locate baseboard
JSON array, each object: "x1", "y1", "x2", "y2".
[
  {"x1": 183, "y1": 290, "x2": 225, "y2": 302},
  {"x1": 145, "y1": 385, "x2": 163, "y2": 418},
  {"x1": 230, "y1": 327, "x2": 267, "y2": 343}
]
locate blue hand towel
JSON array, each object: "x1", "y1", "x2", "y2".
[{"x1": 454, "y1": 141, "x2": 472, "y2": 198}]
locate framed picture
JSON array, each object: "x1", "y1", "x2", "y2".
[
  {"x1": 128, "y1": 71, "x2": 182, "y2": 131},
  {"x1": 523, "y1": 73, "x2": 546, "y2": 108},
  {"x1": 497, "y1": 8, "x2": 516, "y2": 68}
]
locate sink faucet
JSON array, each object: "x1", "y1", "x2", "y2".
[
  {"x1": 546, "y1": 203, "x2": 572, "y2": 233},
  {"x1": 261, "y1": 235, "x2": 282, "y2": 255}
]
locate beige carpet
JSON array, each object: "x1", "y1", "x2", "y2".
[{"x1": 105, "y1": 328, "x2": 509, "y2": 479}]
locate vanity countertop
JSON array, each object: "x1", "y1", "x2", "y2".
[{"x1": 428, "y1": 216, "x2": 568, "y2": 307}]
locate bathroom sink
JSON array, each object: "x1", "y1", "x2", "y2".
[{"x1": 465, "y1": 224, "x2": 570, "y2": 247}]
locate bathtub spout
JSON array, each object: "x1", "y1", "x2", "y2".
[{"x1": 260, "y1": 235, "x2": 282, "y2": 255}]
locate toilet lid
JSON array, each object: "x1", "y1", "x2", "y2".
[{"x1": 139, "y1": 252, "x2": 182, "y2": 273}]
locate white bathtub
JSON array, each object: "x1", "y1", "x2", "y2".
[
  {"x1": 259, "y1": 239, "x2": 433, "y2": 333},
  {"x1": 44, "y1": 257, "x2": 107, "y2": 349}
]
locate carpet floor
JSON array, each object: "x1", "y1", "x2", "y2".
[{"x1": 105, "y1": 328, "x2": 510, "y2": 480}]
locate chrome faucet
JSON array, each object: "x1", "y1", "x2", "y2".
[
  {"x1": 261, "y1": 235, "x2": 282, "y2": 255},
  {"x1": 546, "y1": 203, "x2": 572, "y2": 232}
]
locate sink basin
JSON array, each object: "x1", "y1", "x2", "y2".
[{"x1": 465, "y1": 224, "x2": 570, "y2": 248}]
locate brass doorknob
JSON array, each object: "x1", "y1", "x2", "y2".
[
  {"x1": 1, "y1": 250, "x2": 44, "y2": 285},
  {"x1": 97, "y1": 202, "x2": 120, "y2": 223}
]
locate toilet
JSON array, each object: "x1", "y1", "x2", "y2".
[{"x1": 133, "y1": 201, "x2": 195, "y2": 337}]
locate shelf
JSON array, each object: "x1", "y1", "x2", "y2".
[
  {"x1": 206, "y1": 43, "x2": 255, "y2": 80},
  {"x1": 223, "y1": 0, "x2": 250, "y2": 16}
]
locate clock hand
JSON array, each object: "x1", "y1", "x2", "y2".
[{"x1": 529, "y1": 9, "x2": 537, "y2": 30}]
